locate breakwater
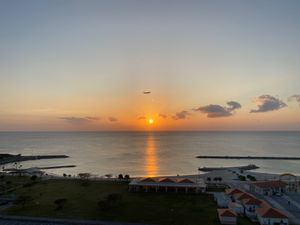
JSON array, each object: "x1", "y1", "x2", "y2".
[
  {"x1": 196, "y1": 155, "x2": 300, "y2": 160},
  {"x1": 0, "y1": 154, "x2": 69, "y2": 165}
]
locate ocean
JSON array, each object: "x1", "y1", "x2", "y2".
[{"x1": 0, "y1": 131, "x2": 300, "y2": 177}]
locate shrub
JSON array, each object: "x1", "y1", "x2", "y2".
[
  {"x1": 98, "y1": 193, "x2": 122, "y2": 212},
  {"x1": 54, "y1": 198, "x2": 67, "y2": 210},
  {"x1": 98, "y1": 200, "x2": 111, "y2": 211},
  {"x1": 30, "y1": 175, "x2": 37, "y2": 181},
  {"x1": 238, "y1": 175, "x2": 246, "y2": 181},
  {"x1": 15, "y1": 195, "x2": 33, "y2": 207}
]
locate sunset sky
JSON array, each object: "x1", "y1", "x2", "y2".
[{"x1": 0, "y1": 0, "x2": 300, "y2": 131}]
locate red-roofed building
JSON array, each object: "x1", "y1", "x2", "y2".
[
  {"x1": 217, "y1": 208, "x2": 237, "y2": 225},
  {"x1": 241, "y1": 197, "x2": 263, "y2": 218},
  {"x1": 225, "y1": 188, "x2": 243, "y2": 196},
  {"x1": 256, "y1": 207, "x2": 288, "y2": 225},
  {"x1": 250, "y1": 180, "x2": 287, "y2": 196},
  {"x1": 233, "y1": 192, "x2": 254, "y2": 202}
]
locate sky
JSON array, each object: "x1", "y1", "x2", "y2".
[{"x1": 0, "y1": 0, "x2": 300, "y2": 131}]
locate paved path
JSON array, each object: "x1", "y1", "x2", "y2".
[{"x1": 0, "y1": 215, "x2": 155, "y2": 225}]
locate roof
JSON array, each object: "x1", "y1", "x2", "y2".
[
  {"x1": 253, "y1": 180, "x2": 287, "y2": 189},
  {"x1": 242, "y1": 197, "x2": 262, "y2": 205},
  {"x1": 218, "y1": 209, "x2": 237, "y2": 217},
  {"x1": 234, "y1": 192, "x2": 254, "y2": 201},
  {"x1": 129, "y1": 177, "x2": 206, "y2": 188},
  {"x1": 259, "y1": 200, "x2": 271, "y2": 208},
  {"x1": 140, "y1": 177, "x2": 156, "y2": 182},
  {"x1": 256, "y1": 207, "x2": 288, "y2": 219},
  {"x1": 177, "y1": 178, "x2": 195, "y2": 184},
  {"x1": 158, "y1": 178, "x2": 175, "y2": 183},
  {"x1": 225, "y1": 188, "x2": 243, "y2": 195}
]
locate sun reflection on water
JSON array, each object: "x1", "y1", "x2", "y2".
[{"x1": 145, "y1": 134, "x2": 158, "y2": 177}]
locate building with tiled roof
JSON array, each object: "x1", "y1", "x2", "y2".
[
  {"x1": 225, "y1": 188, "x2": 243, "y2": 196},
  {"x1": 129, "y1": 177, "x2": 206, "y2": 193},
  {"x1": 250, "y1": 180, "x2": 287, "y2": 196},
  {"x1": 217, "y1": 208, "x2": 237, "y2": 225},
  {"x1": 256, "y1": 207, "x2": 288, "y2": 225}
]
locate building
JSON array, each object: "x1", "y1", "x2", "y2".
[
  {"x1": 233, "y1": 192, "x2": 254, "y2": 202},
  {"x1": 217, "y1": 208, "x2": 237, "y2": 225},
  {"x1": 228, "y1": 202, "x2": 244, "y2": 215},
  {"x1": 128, "y1": 177, "x2": 206, "y2": 193},
  {"x1": 241, "y1": 197, "x2": 263, "y2": 218},
  {"x1": 250, "y1": 181, "x2": 287, "y2": 196},
  {"x1": 256, "y1": 207, "x2": 288, "y2": 225},
  {"x1": 225, "y1": 188, "x2": 243, "y2": 196}
]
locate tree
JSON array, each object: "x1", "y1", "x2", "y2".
[
  {"x1": 124, "y1": 174, "x2": 130, "y2": 180},
  {"x1": 118, "y1": 174, "x2": 123, "y2": 179}
]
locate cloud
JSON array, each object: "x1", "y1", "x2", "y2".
[
  {"x1": 108, "y1": 117, "x2": 118, "y2": 122},
  {"x1": 137, "y1": 116, "x2": 146, "y2": 120},
  {"x1": 194, "y1": 101, "x2": 241, "y2": 118},
  {"x1": 288, "y1": 95, "x2": 300, "y2": 105},
  {"x1": 172, "y1": 111, "x2": 190, "y2": 120},
  {"x1": 227, "y1": 101, "x2": 242, "y2": 111},
  {"x1": 60, "y1": 116, "x2": 100, "y2": 124},
  {"x1": 250, "y1": 95, "x2": 287, "y2": 113},
  {"x1": 158, "y1": 113, "x2": 167, "y2": 119}
]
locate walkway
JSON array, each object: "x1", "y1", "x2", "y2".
[{"x1": 0, "y1": 215, "x2": 155, "y2": 225}]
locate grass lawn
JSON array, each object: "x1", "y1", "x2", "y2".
[{"x1": 2, "y1": 178, "x2": 255, "y2": 225}]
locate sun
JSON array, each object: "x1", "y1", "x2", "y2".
[{"x1": 148, "y1": 119, "x2": 154, "y2": 124}]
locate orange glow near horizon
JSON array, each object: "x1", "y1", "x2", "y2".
[{"x1": 145, "y1": 134, "x2": 158, "y2": 177}]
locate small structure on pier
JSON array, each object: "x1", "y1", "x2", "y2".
[{"x1": 129, "y1": 177, "x2": 206, "y2": 193}]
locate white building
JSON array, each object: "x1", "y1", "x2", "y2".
[
  {"x1": 228, "y1": 202, "x2": 244, "y2": 215},
  {"x1": 128, "y1": 177, "x2": 206, "y2": 193},
  {"x1": 250, "y1": 180, "x2": 287, "y2": 196},
  {"x1": 256, "y1": 207, "x2": 288, "y2": 225},
  {"x1": 218, "y1": 208, "x2": 237, "y2": 225},
  {"x1": 241, "y1": 197, "x2": 263, "y2": 218}
]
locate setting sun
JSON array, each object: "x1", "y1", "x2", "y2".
[{"x1": 148, "y1": 119, "x2": 154, "y2": 124}]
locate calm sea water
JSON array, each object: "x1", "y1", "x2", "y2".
[{"x1": 0, "y1": 131, "x2": 299, "y2": 177}]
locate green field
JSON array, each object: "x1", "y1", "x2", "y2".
[{"x1": 1, "y1": 177, "x2": 255, "y2": 225}]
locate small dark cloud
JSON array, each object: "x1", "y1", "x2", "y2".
[
  {"x1": 60, "y1": 116, "x2": 100, "y2": 124},
  {"x1": 108, "y1": 117, "x2": 118, "y2": 122},
  {"x1": 194, "y1": 101, "x2": 241, "y2": 118},
  {"x1": 158, "y1": 113, "x2": 167, "y2": 119},
  {"x1": 172, "y1": 111, "x2": 190, "y2": 120},
  {"x1": 288, "y1": 95, "x2": 300, "y2": 105},
  {"x1": 227, "y1": 101, "x2": 241, "y2": 111},
  {"x1": 85, "y1": 117, "x2": 100, "y2": 120},
  {"x1": 250, "y1": 95, "x2": 287, "y2": 113},
  {"x1": 137, "y1": 116, "x2": 146, "y2": 120}
]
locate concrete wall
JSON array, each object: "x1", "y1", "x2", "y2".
[{"x1": 219, "y1": 216, "x2": 236, "y2": 225}]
